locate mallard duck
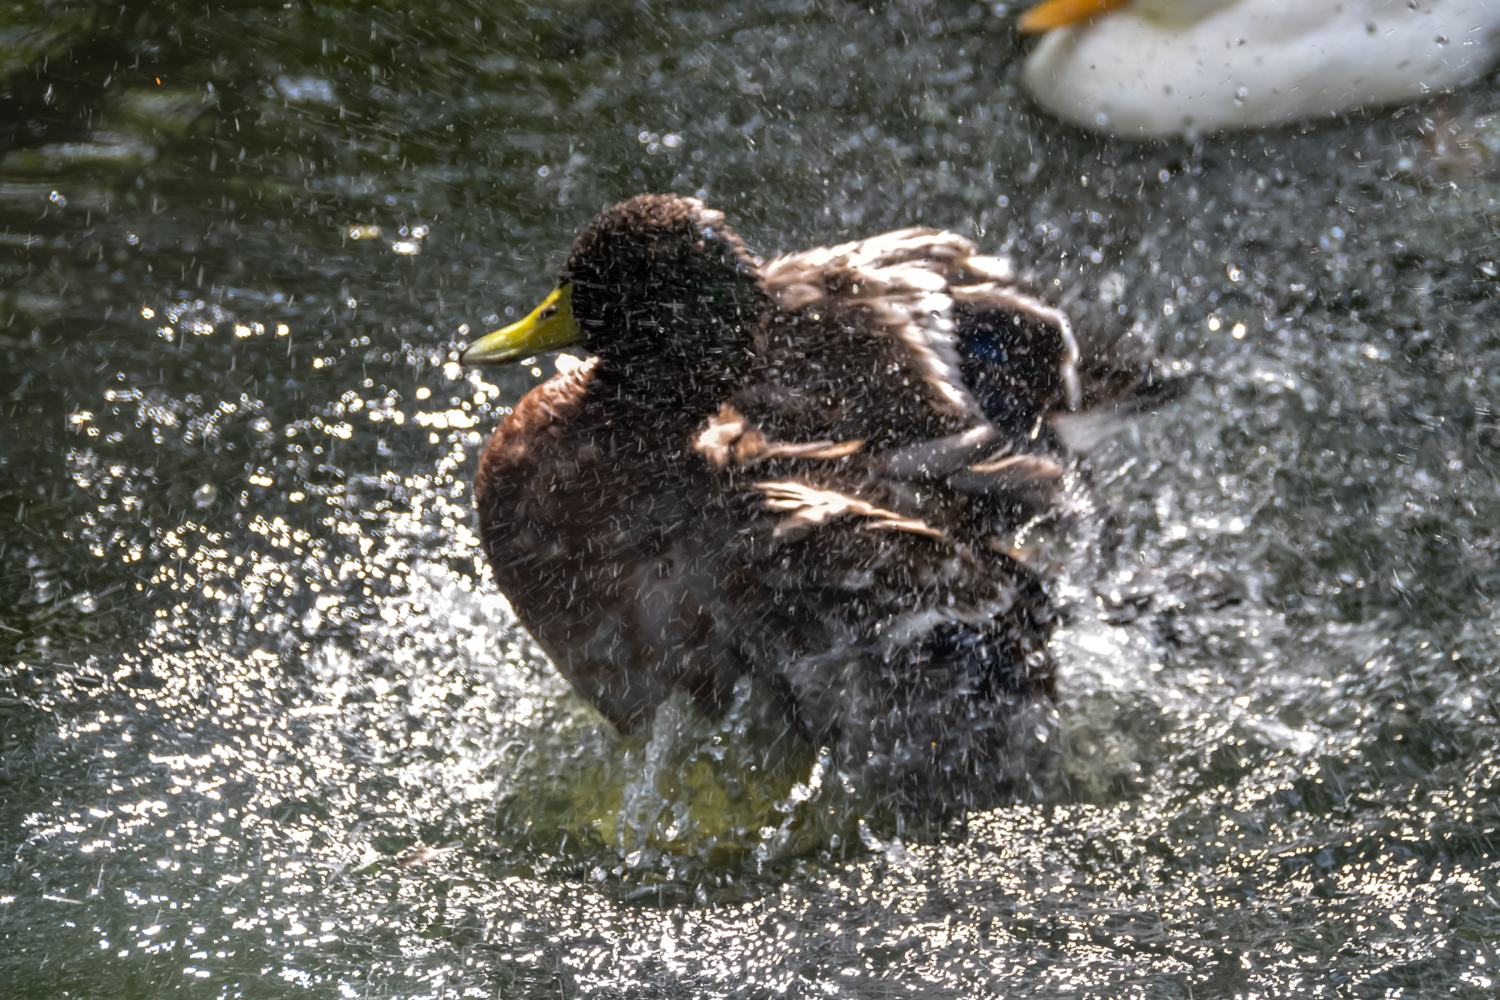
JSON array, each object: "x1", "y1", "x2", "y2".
[
  {"x1": 462, "y1": 195, "x2": 1136, "y2": 800},
  {"x1": 1018, "y1": 0, "x2": 1500, "y2": 136}
]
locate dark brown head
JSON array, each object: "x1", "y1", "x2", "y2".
[{"x1": 462, "y1": 194, "x2": 765, "y2": 413}]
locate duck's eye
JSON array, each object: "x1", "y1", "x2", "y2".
[{"x1": 538, "y1": 305, "x2": 558, "y2": 320}]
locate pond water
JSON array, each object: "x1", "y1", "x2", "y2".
[{"x1": 4, "y1": 1, "x2": 1500, "y2": 997}]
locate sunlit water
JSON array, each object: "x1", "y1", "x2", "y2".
[{"x1": 4, "y1": 1, "x2": 1500, "y2": 996}]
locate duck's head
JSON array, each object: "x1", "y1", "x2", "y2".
[{"x1": 462, "y1": 194, "x2": 764, "y2": 411}]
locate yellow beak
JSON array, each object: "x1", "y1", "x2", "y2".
[
  {"x1": 1017, "y1": 0, "x2": 1130, "y2": 32},
  {"x1": 460, "y1": 284, "x2": 581, "y2": 365}
]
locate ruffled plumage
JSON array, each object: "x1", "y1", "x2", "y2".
[{"x1": 465, "y1": 194, "x2": 1148, "y2": 805}]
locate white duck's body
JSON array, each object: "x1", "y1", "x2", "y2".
[{"x1": 1023, "y1": 0, "x2": 1500, "y2": 137}]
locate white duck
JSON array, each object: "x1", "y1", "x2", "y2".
[{"x1": 1019, "y1": 0, "x2": 1500, "y2": 137}]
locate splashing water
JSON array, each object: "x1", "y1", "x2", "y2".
[{"x1": 4, "y1": 1, "x2": 1500, "y2": 997}]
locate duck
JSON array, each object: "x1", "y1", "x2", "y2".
[
  {"x1": 1017, "y1": 0, "x2": 1500, "y2": 137},
  {"x1": 462, "y1": 194, "x2": 1142, "y2": 803}
]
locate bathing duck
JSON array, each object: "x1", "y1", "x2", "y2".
[
  {"x1": 463, "y1": 195, "x2": 1137, "y2": 797},
  {"x1": 1018, "y1": 0, "x2": 1500, "y2": 136}
]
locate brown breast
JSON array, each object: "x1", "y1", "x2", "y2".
[{"x1": 474, "y1": 359, "x2": 750, "y2": 730}]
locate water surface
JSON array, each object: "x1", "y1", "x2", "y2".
[{"x1": 4, "y1": 1, "x2": 1500, "y2": 997}]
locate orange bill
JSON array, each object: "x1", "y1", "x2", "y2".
[{"x1": 1017, "y1": 0, "x2": 1132, "y2": 33}]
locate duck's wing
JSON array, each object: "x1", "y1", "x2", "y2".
[
  {"x1": 703, "y1": 228, "x2": 1128, "y2": 538},
  {"x1": 751, "y1": 227, "x2": 1132, "y2": 455},
  {"x1": 753, "y1": 228, "x2": 1008, "y2": 438},
  {"x1": 692, "y1": 229, "x2": 1149, "y2": 800},
  {"x1": 709, "y1": 463, "x2": 1057, "y2": 809}
]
